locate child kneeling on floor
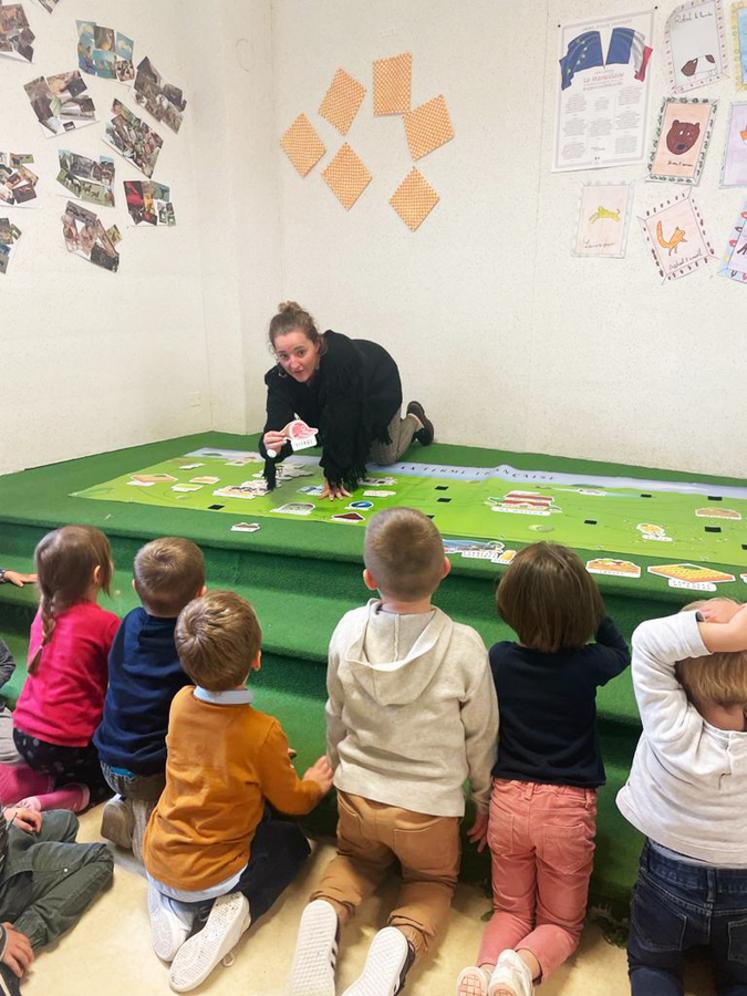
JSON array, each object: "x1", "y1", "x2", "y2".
[
  {"x1": 457, "y1": 542, "x2": 630, "y2": 996},
  {"x1": 0, "y1": 804, "x2": 113, "y2": 995},
  {"x1": 617, "y1": 598, "x2": 747, "y2": 995},
  {"x1": 289, "y1": 507, "x2": 498, "y2": 996},
  {"x1": 143, "y1": 589, "x2": 333, "y2": 994},
  {"x1": 95, "y1": 537, "x2": 206, "y2": 860}
]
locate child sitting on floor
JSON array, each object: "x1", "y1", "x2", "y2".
[
  {"x1": 617, "y1": 598, "x2": 747, "y2": 995},
  {"x1": 457, "y1": 542, "x2": 630, "y2": 996},
  {"x1": 0, "y1": 638, "x2": 89, "y2": 812},
  {"x1": 290, "y1": 507, "x2": 498, "y2": 996},
  {"x1": 143, "y1": 589, "x2": 333, "y2": 994},
  {"x1": 0, "y1": 803, "x2": 113, "y2": 995},
  {"x1": 94, "y1": 537, "x2": 206, "y2": 860},
  {"x1": 12, "y1": 525, "x2": 119, "y2": 807}
]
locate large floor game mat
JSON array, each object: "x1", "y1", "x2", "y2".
[{"x1": 72, "y1": 445, "x2": 747, "y2": 595}]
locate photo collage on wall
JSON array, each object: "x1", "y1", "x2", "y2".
[{"x1": 1, "y1": 3, "x2": 186, "y2": 275}]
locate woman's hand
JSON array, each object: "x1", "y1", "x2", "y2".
[
  {"x1": 263, "y1": 430, "x2": 288, "y2": 454},
  {"x1": 320, "y1": 479, "x2": 352, "y2": 501}
]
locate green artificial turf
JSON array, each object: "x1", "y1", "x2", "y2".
[{"x1": 2, "y1": 430, "x2": 744, "y2": 910}]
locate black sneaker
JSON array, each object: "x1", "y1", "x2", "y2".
[
  {"x1": 406, "y1": 401, "x2": 434, "y2": 446},
  {"x1": 0, "y1": 963, "x2": 22, "y2": 996}
]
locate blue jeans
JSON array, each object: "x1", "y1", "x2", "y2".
[{"x1": 628, "y1": 841, "x2": 747, "y2": 996}]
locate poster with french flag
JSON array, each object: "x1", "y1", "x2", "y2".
[{"x1": 554, "y1": 10, "x2": 655, "y2": 172}]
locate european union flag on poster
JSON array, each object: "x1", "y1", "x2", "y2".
[{"x1": 559, "y1": 30, "x2": 604, "y2": 89}]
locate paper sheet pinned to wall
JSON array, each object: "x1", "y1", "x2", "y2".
[
  {"x1": 373, "y1": 52, "x2": 412, "y2": 115},
  {"x1": 665, "y1": 0, "x2": 728, "y2": 94},
  {"x1": 404, "y1": 94, "x2": 454, "y2": 160},
  {"x1": 322, "y1": 143, "x2": 371, "y2": 210},
  {"x1": 319, "y1": 68, "x2": 366, "y2": 134},
  {"x1": 639, "y1": 191, "x2": 714, "y2": 281},
  {"x1": 389, "y1": 168, "x2": 439, "y2": 231},
  {"x1": 280, "y1": 113, "x2": 326, "y2": 177}
]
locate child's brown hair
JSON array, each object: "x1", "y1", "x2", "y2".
[
  {"x1": 30, "y1": 525, "x2": 113, "y2": 674},
  {"x1": 364, "y1": 507, "x2": 445, "y2": 601},
  {"x1": 497, "y1": 542, "x2": 604, "y2": 653},
  {"x1": 175, "y1": 589, "x2": 261, "y2": 691},
  {"x1": 133, "y1": 537, "x2": 205, "y2": 616},
  {"x1": 677, "y1": 599, "x2": 747, "y2": 706}
]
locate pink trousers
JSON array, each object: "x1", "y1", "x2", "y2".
[{"x1": 478, "y1": 779, "x2": 597, "y2": 982}]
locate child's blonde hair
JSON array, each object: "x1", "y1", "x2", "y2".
[
  {"x1": 364, "y1": 507, "x2": 445, "y2": 601},
  {"x1": 175, "y1": 589, "x2": 261, "y2": 691},
  {"x1": 497, "y1": 542, "x2": 604, "y2": 653},
  {"x1": 133, "y1": 537, "x2": 205, "y2": 616},
  {"x1": 30, "y1": 525, "x2": 113, "y2": 674},
  {"x1": 677, "y1": 599, "x2": 747, "y2": 706}
]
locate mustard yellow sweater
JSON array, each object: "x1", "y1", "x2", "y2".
[{"x1": 143, "y1": 686, "x2": 322, "y2": 891}]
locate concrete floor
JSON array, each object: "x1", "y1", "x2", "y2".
[{"x1": 20, "y1": 806, "x2": 711, "y2": 996}]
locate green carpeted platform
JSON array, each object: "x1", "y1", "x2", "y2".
[{"x1": 3, "y1": 431, "x2": 746, "y2": 915}]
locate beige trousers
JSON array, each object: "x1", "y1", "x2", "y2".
[
  {"x1": 311, "y1": 790, "x2": 461, "y2": 958},
  {"x1": 367, "y1": 412, "x2": 420, "y2": 466}
]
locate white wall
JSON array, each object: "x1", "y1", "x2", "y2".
[
  {"x1": 0, "y1": 0, "x2": 217, "y2": 476},
  {"x1": 270, "y1": 0, "x2": 747, "y2": 478},
  {"x1": 2, "y1": 0, "x2": 746, "y2": 480}
]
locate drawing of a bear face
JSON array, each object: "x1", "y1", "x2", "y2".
[{"x1": 666, "y1": 119, "x2": 700, "y2": 155}]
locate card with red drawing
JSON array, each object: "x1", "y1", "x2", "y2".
[{"x1": 287, "y1": 419, "x2": 318, "y2": 452}]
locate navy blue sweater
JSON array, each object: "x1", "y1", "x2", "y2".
[
  {"x1": 489, "y1": 617, "x2": 630, "y2": 788},
  {"x1": 94, "y1": 608, "x2": 190, "y2": 776}
]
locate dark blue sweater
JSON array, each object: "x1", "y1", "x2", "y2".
[
  {"x1": 94, "y1": 608, "x2": 190, "y2": 775},
  {"x1": 489, "y1": 617, "x2": 630, "y2": 788}
]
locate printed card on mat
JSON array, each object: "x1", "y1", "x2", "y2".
[{"x1": 720, "y1": 103, "x2": 747, "y2": 187}]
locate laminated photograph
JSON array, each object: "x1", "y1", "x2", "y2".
[
  {"x1": 134, "y1": 57, "x2": 187, "y2": 134},
  {"x1": 24, "y1": 71, "x2": 96, "y2": 137},
  {"x1": 0, "y1": 4, "x2": 34, "y2": 63},
  {"x1": 104, "y1": 99, "x2": 163, "y2": 178},
  {"x1": 0, "y1": 218, "x2": 22, "y2": 275},
  {"x1": 57, "y1": 150, "x2": 115, "y2": 207},
  {"x1": 77, "y1": 21, "x2": 135, "y2": 83},
  {"x1": 123, "y1": 180, "x2": 175, "y2": 226},
  {"x1": 0, "y1": 153, "x2": 38, "y2": 207},
  {"x1": 61, "y1": 200, "x2": 120, "y2": 272}
]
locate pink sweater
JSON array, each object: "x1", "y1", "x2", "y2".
[{"x1": 14, "y1": 602, "x2": 120, "y2": 747}]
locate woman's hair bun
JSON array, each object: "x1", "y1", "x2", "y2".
[{"x1": 277, "y1": 300, "x2": 301, "y2": 314}]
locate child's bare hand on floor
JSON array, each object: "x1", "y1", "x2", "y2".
[
  {"x1": 1, "y1": 924, "x2": 34, "y2": 976},
  {"x1": 303, "y1": 755, "x2": 334, "y2": 794}
]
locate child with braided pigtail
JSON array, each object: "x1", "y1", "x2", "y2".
[{"x1": 12, "y1": 526, "x2": 119, "y2": 807}]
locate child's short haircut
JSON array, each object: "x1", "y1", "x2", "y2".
[
  {"x1": 134, "y1": 537, "x2": 205, "y2": 616},
  {"x1": 364, "y1": 507, "x2": 445, "y2": 601},
  {"x1": 677, "y1": 599, "x2": 747, "y2": 706},
  {"x1": 175, "y1": 589, "x2": 261, "y2": 691},
  {"x1": 497, "y1": 542, "x2": 604, "y2": 653}
]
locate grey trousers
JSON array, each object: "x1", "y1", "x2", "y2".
[
  {"x1": 0, "y1": 810, "x2": 113, "y2": 950},
  {"x1": 368, "y1": 412, "x2": 420, "y2": 466}
]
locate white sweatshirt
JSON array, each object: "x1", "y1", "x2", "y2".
[
  {"x1": 325, "y1": 599, "x2": 498, "y2": 817},
  {"x1": 616, "y1": 610, "x2": 747, "y2": 867}
]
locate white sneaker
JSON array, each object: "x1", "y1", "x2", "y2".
[
  {"x1": 148, "y1": 882, "x2": 194, "y2": 962},
  {"x1": 169, "y1": 891, "x2": 251, "y2": 993},
  {"x1": 342, "y1": 927, "x2": 413, "y2": 996},
  {"x1": 456, "y1": 965, "x2": 490, "y2": 996},
  {"x1": 488, "y1": 950, "x2": 534, "y2": 996},
  {"x1": 288, "y1": 899, "x2": 339, "y2": 996}
]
